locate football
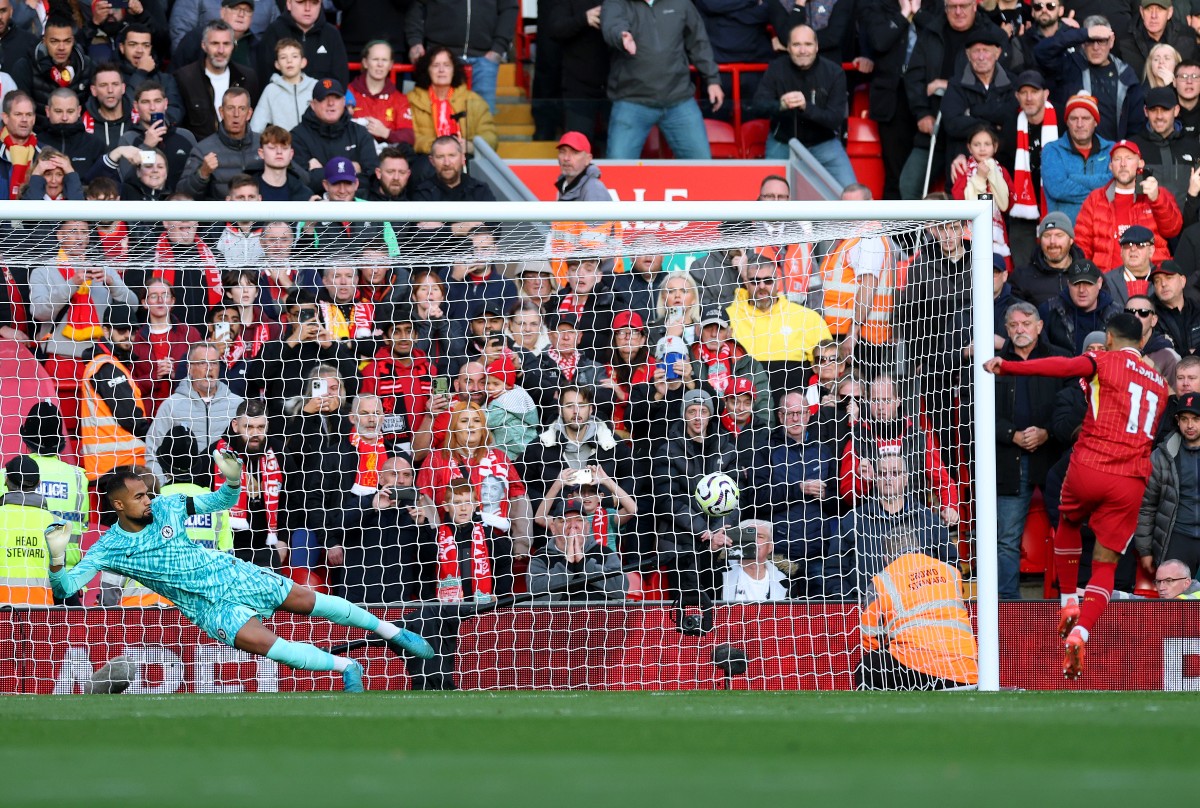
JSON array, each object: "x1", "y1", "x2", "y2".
[{"x1": 694, "y1": 472, "x2": 740, "y2": 517}]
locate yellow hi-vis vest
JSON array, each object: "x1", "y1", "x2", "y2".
[
  {"x1": 0, "y1": 454, "x2": 88, "y2": 566},
  {"x1": 0, "y1": 498, "x2": 55, "y2": 606},
  {"x1": 819, "y1": 236, "x2": 895, "y2": 343}
]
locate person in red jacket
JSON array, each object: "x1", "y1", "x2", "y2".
[
  {"x1": 360, "y1": 308, "x2": 435, "y2": 451},
  {"x1": 349, "y1": 40, "x2": 414, "y2": 147},
  {"x1": 1075, "y1": 139, "x2": 1182, "y2": 269}
]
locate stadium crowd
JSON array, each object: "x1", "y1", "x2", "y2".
[{"x1": 1, "y1": 0, "x2": 1200, "y2": 619}]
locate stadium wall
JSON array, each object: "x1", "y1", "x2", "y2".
[{"x1": 5, "y1": 603, "x2": 1199, "y2": 693}]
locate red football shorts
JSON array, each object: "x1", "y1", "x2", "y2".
[{"x1": 1058, "y1": 462, "x2": 1147, "y2": 554}]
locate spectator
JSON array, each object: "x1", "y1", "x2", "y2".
[
  {"x1": 1039, "y1": 259, "x2": 1123, "y2": 354},
  {"x1": 290, "y1": 77, "x2": 379, "y2": 193},
  {"x1": 407, "y1": 268, "x2": 452, "y2": 373},
  {"x1": 83, "y1": 63, "x2": 133, "y2": 151},
  {"x1": 1119, "y1": 0, "x2": 1196, "y2": 77},
  {"x1": 951, "y1": 123, "x2": 1014, "y2": 262},
  {"x1": 411, "y1": 135, "x2": 496, "y2": 203},
  {"x1": 513, "y1": 262, "x2": 557, "y2": 314},
  {"x1": 178, "y1": 87, "x2": 262, "y2": 201},
  {"x1": 214, "y1": 399, "x2": 291, "y2": 568},
  {"x1": 523, "y1": 312, "x2": 614, "y2": 426},
  {"x1": 554, "y1": 131, "x2": 610, "y2": 203},
  {"x1": 144, "y1": 341, "x2": 243, "y2": 481},
  {"x1": 1017, "y1": 0, "x2": 1067, "y2": 59},
  {"x1": 30, "y1": 219, "x2": 136, "y2": 359},
  {"x1": 600, "y1": 0, "x2": 723, "y2": 159},
  {"x1": 541, "y1": 0, "x2": 610, "y2": 152},
  {"x1": 115, "y1": 23, "x2": 183, "y2": 126},
  {"x1": 721, "y1": 519, "x2": 788, "y2": 602},
  {"x1": 690, "y1": 242, "x2": 747, "y2": 311},
  {"x1": 611, "y1": 253, "x2": 666, "y2": 329},
  {"x1": 651, "y1": 388, "x2": 740, "y2": 604},
  {"x1": 1144, "y1": 43, "x2": 1183, "y2": 91},
  {"x1": 214, "y1": 181, "x2": 267, "y2": 267},
  {"x1": 249, "y1": 38, "x2": 316, "y2": 135},
  {"x1": 348, "y1": 40, "x2": 414, "y2": 148},
  {"x1": 257, "y1": 0, "x2": 349, "y2": 87},
  {"x1": 406, "y1": 46, "x2": 498, "y2": 157},
  {"x1": 549, "y1": 255, "x2": 616, "y2": 355},
  {"x1": 528, "y1": 495, "x2": 626, "y2": 600},
  {"x1": 1132, "y1": 86, "x2": 1195, "y2": 208},
  {"x1": 1076, "y1": 139, "x2": 1183, "y2": 267},
  {"x1": 128, "y1": 277, "x2": 204, "y2": 417},
  {"x1": 405, "y1": 0, "x2": 516, "y2": 114},
  {"x1": 243, "y1": 126, "x2": 304, "y2": 202},
  {"x1": 19, "y1": 147, "x2": 82, "y2": 200},
  {"x1": 117, "y1": 81, "x2": 198, "y2": 191},
  {"x1": 367, "y1": 145, "x2": 413, "y2": 204},
  {"x1": 17, "y1": 402, "x2": 89, "y2": 549},
  {"x1": 1035, "y1": 16, "x2": 1146, "y2": 141},
  {"x1": 1104, "y1": 224, "x2": 1158, "y2": 305},
  {"x1": 1151, "y1": 558, "x2": 1200, "y2": 597},
  {"x1": 174, "y1": 0, "x2": 261, "y2": 72},
  {"x1": 118, "y1": 147, "x2": 170, "y2": 201},
  {"x1": 602, "y1": 309, "x2": 655, "y2": 438},
  {"x1": 750, "y1": 391, "x2": 834, "y2": 598},
  {"x1": 1138, "y1": 391, "x2": 1200, "y2": 576},
  {"x1": 125, "y1": 214, "x2": 220, "y2": 330},
  {"x1": 1040, "y1": 93, "x2": 1113, "y2": 220},
  {"x1": 1010, "y1": 211, "x2": 1083, "y2": 305},
  {"x1": 0, "y1": 90, "x2": 38, "y2": 200},
  {"x1": 170, "y1": 0, "x2": 279, "y2": 55},
  {"x1": 176, "y1": 20, "x2": 262, "y2": 142},
  {"x1": 861, "y1": 0, "x2": 922, "y2": 199},
  {"x1": 993, "y1": 301, "x2": 1069, "y2": 599},
  {"x1": 1176, "y1": 59, "x2": 1200, "y2": 136},
  {"x1": 941, "y1": 27, "x2": 1017, "y2": 168},
  {"x1": 0, "y1": 0, "x2": 35, "y2": 85},
  {"x1": 507, "y1": 301, "x2": 550, "y2": 366},
  {"x1": 483, "y1": 355, "x2": 538, "y2": 461},
  {"x1": 36, "y1": 88, "x2": 105, "y2": 173},
  {"x1": 840, "y1": 372, "x2": 961, "y2": 524},
  {"x1": 30, "y1": 16, "x2": 93, "y2": 118},
  {"x1": 854, "y1": 528, "x2": 976, "y2": 689},
  {"x1": 1129, "y1": 294, "x2": 1183, "y2": 381},
  {"x1": 1152, "y1": 260, "x2": 1200, "y2": 356},
  {"x1": 445, "y1": 244, "x2": 518, "y2": 332},
  {"x1": 1157, "y1": 356, "x2": 1200, "y2": 438},
  {"x1": 425, "y1": 479, "x2": 498, "y2": 602},
  {"x1": 535, "y1": 467, "x2": 638, "y2": 555},
  {"x1": 78, "y1": 303, "x2": 150, "y2": 481},
  {"x1": 751, "y1": 23, "x2": 854, "y2": 187},
  {"x1": 1006, "y1": 70, "x2": 1059, "y2": 263}
]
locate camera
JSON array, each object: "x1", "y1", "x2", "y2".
[
  {"x1": 433, "y1": 376, "x2": 450, "y2": 395},
  {"x1": 311, "y1": 378, "x2": 329, "y2": 397},
  {"x1": 568, "y1": 468, "x2": 593, "y2": 486},
  {"x1": 149, "y1": 112, "x2": 166, "y2": 127},
  {"x1": 724, "y1": 526, "x2": 759, "y2": 561},
  {"x1": 213, "y1": 321, "x2": 231, "y2": 341},
  {"x1": 296, "y1": 307, "x2": 317, "y2": 324},
  {"x1": 389, "y1": 486, "x2": 418, "y2": 504},
  {"x1": 139, "y1": 150, "x2": 156, "y2": 166}
]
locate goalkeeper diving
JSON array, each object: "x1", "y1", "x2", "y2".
[{"x1": 45, "y1": 449, "x2": 433, "y2": 692}]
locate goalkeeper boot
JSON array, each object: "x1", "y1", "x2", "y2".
[
  {"x1": 387, "y1": 628, "x2": 435, "y2": 660},
  {"x1": 1062, "y1": 631, "x2": 1086, "y2": 681},
  {"x1": 1057, "y1": 599, "x2": 1080, "y2": 640},
  {"x1": 341, "y1": 660, "x2": 365, "y2": 693}
]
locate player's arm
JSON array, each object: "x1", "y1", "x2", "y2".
[
  {"x1": 46, "y1": 523, "x2": 109, "y2": 599},
  {"x1": 187, "y1": 450, "x2": 244, "y2": 517},
  {"x1": 983, "y1": 354, "x2": 1096, "y2": 379}
]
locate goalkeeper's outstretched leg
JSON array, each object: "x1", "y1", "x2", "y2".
[
  {"x1": 233, "y1": 612, "x2": 368, "y2": 693},
  {"x1": 274, "y1": 585, "x2": 435, "y2": 661}
]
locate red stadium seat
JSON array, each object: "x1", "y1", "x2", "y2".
[
  {"x1": 850, "y1": 84, "x2": 870, "y2": 120},
  {"x1": 740, "y1": 118, "x2": 770, "y2": 159},
  {"x1": 1133, "y1": 562, "x2": 1159, "y2": 598},
  {"x1": 845, "y1": 117, "x2": 885, "y2": 200},
  {"x1": 1020, "y1": 491, "x2": 1052, "y2": 574},
  {"x1": 283, "y1": 566, "x2": 329, "y2": 594},
  {"x1": 705, "y1": 119, "x2": 739, "y2": 159}
]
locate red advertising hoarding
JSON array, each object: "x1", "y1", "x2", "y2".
[{"x1": 508, "y1": 161, "x2": 787, "y2": 204}]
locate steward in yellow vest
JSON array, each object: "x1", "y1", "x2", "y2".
[{"x1": 0, "y1": 456, "x2": 56, "y2": 606}]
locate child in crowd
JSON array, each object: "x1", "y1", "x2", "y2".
[
  {"x1": 251, "y1": 39, "x2": 317, "y2": 134},
  {"x1": 435, "y1": 479, "x2": 496, "y2": 604},
  {"x1": 483, "y1": 355, "x2": 538, "y2": 460},
  {"x1": 951, "y1": 123, "x2": 1012, "y2": 266}
]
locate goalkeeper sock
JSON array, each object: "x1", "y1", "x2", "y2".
[
  {"x1": 309, "y1": 593, "x2": 400, "y2": 640},
  {"x1": 265, "y1": 638, "x2": 351, "y2": 672},
  {"x1": 1078, "y1": 560, "x2": 1116, "y2": 635},
  {"x1": 1053, "y1": 517, "x2": 1083, "y2": 602}
]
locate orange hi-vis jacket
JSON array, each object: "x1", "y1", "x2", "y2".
[
  {"x1": 819, "y1": 236, "x2": 898, "y2": 343},
  {"x1": 547, "y1": 219, "x2": 625, "y2": 283},
  {"x1": 80, "y1": 352, "x2": 147, "y2": 481},
  {"x1": 861, "y1": 551, "x2": 978, "y2": 684},
  {"x1": 758, "y1": 241, "x2": 815, "y2": 299}
]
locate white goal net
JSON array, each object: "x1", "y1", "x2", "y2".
[{"x1": 0, "y1": 199, "x2": 997, "y2": 694}]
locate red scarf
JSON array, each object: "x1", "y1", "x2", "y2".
[
  {"x1": 591, "y1": 505, "x2": 610, "y2": 549},
  {"x1": 558, "y1": 294, "x2": 585, "y2": 316},
  {"x1": 720, "y1": 412, "x2": 746, "y2": 435},
  {"x1": 348, "y1": 429, "x2": 387, "y2": 495},
  {"x1": 548, "y1": 348, "x2": 578, "y2": 381},
  {"x1": 431, "y1": 87, "x2": 460, "y2": 138},
  {"x1": 50, "y1": 64, "x2": 73, "y2": 87},
  {"x1": 57, "y1": 253, "x2": 103, "y2": 341},
  {"x1": 1011, "y1": 102, "x2": 1058, "y2": 220},
  {"x1": 693, "y1": 341, "x2": 736, "y2": 395},
  {"x1": 215, "y1": 438, "x2": 282, "y2": 537},
  {"x1": 225, "y1": 320, "x2": 271, "y2": 368},
  {"x1": 153, "y1": 233, "x2": 222, "y2": 306},
  {"x1": 2, "y1": 264, "x2": 26, "y2": 333},
  {"x1": 435, "y1": 521, "x2": 492, "y2": 603},
  {"x1": 2, "y1": 128, "x2": 36, "y2": 199}
]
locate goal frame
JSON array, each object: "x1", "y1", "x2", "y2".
[{"x1": 7, "y1": 198, "x2": 998, "y2": 692}]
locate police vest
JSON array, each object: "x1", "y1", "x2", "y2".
[
  {"x1": 80, "y1": 352, "x2": 147, "y2": 481},
  {"x1": 0, "y1": 502, "x2": 55, "y2": 606}
]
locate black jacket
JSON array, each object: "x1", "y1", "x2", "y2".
[
  {"x1": 257, "y1": 11, "x2": 349, "y2": 87},
  {"x1": 750, "y1": 53, "x2": 847, "y2": 146},
  {"x1": 1010, "y1": 246, "x2": 1084, "y2": 306},
  {"x1": 651, "y1": 423, "x2": 739, "y2": 545},
  {"x1": 693, "y1": 0, "x2": 774, "y2": 63},
  {"x1": 0, "y1": 24, "x2": 36, "y2": 82},
  {"x1": 35, "y1": 119, "x2": 105, "y2": 172},
  {"x1": 521, "y1": 349, "x2": 614, "y2": 424},
  {"x1": 404, "y1": 0, "x2": 518, "y2": 58},
  {"x1": 1038, "y1": 286, "x2": 1123, "y2": 355},
  {"x1": 117, "y1": 121, "x2": 198, "y2": 191},
  {"x1": 410, "y1": 170, "x2": 496, "y2": 202},
  {"x1": 1034, "y1": 26, "x2": 1145, "y2": 141},
  {"x1": 940, "y1": 62, "x2": 1017, "y2": 163},
  {"x1": 30, "y1": 42, "x2": 92, "y2": 117},
  {"x1": 1131, "y1": 123, "x2": 1199, "y2": 210},
  {"x1": 1158, "y1": 299, "x2": 1200, "y2": 357},
  {"x1": 994, "y1": 339, "x2": 1071, "y2": 495},
  {"x1": 251, "y1": 165, "x2": 313, "y2": 202},
  {"x1": 1117, "y1": 18, "x2": 1197, "y2": 78},
  {"x1": 517, "y1": 419, "x2": 637, "y2": 504},
  {"x1": 289, "y1": 107, "x2": 380, "y2": 192},
  {"x1": 174, "y1": 59, "x2": 262, "y2": 140},
  {"x1": 119, "y1": 59, "x2": 184, "y2": 127},
  {"x1": 861, "y1": 0, "x2": 916, "y2": 124},
  {"x1": 83, "y1": 96, "x2": 135, "y2": 151},
  {"x1": 331, "y1": 0, "x2": 408, "y2": 58},
  {"x1": 286, "y1": 410, "x2": 355, "y2": 539},
  {"x1": 541, "y1": 0, "x2": 610, "y2": 97}
]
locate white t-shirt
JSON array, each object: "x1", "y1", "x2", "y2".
[
  {"x1": 206, "y1": 68, "x2": 231, "y2": 122},
  {"x1": 722, "y1": 562, "x2": 788, "y2": 602}
]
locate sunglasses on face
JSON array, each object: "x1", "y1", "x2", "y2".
[
  {"x1": 1032, "y1": 2, "x2": 1057, "y2": 9},
  {"x1": 1126, "y1": 308, "x2": 1154, "y2": 318}
]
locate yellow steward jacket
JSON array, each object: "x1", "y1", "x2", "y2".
[{"x1": 0, "y1": 492, "x2": 56, "y2": 606}]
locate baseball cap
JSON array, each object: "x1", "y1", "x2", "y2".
[
  {"x1": 221, "y1": 0, "x2": 254, "y2": 7},
  {"x1": 723, "y1": 377, "x2": 756, "y2": 397},
  {"x1": 557, "y1": 131, "x2": 592, "y2": 153},
  {"x1": 993, "y1": 253, "x2": 1008, "y2": 272},
  {"x1": 1068, "y1": 260, "x2": 1103, "y2": 285},
  {"x1": 699, "y1": 306, "x2": 731, "y2": 328},
  {"x1": 468, "y1": 298, "x2": 508, "y2": 319},
  {"x1": 1145, "y1": 86, "x2": 1179, "y2": 110},
  {"x1": 313, "y1": 77, "x2": 345, "y2": 100},
  {"x1": 1151, "y1": 260, "x2": 1184, "y2": 278},
  {"x1": 1178, "y1": 392, "x2": 1200, "y2": 417},
  {"x1": 1119, "y1": 225, "x2": 1155, "y2": 245},
  {"x1": 682, "y1": 388, "x2": 714, "y2": 415},
  {"x1": 20, "y1": 402, "x2": 64, "y2": 456},
  {"x1": 551, "y1": 497, "x2": 584, "y2": 517},
  {"x1": 324, "y1": 156, "x2": 357, "y2": 184},
  {"x1": 1016, "y1": 70, "x2": 1046, "y2": 90},
  {"x1": 1142, "y1": 0, "x2": 1171, "y2": 8},
  {"x1": 1037, "y1": 211, "x2": 1075, "y2": 239},
  {"x1": 612, "y1": 310, "x2": 646, "y2": 331},
  {"x1": 1111, "y1": 139, "x2": 1142, "y2": 159}
]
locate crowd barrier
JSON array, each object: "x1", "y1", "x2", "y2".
[{"x1": 4, "y1": 602, "x2": 1198, "y2": 693}]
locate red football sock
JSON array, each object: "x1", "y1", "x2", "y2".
[
  {"x1": 1053, "y1": 517, "x2": 1083, "y2": 600},
  {"x1": 1078, "y1": 559, "x2": 1116, "y2": 634}
]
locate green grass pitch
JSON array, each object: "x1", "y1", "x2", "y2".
[{"x1": 3, "y1": 691, "x2": 1191, "y2": 807}]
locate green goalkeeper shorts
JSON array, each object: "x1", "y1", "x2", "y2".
[{"x1": 189, "y1": 563, "x2": 294, "y2": 647}]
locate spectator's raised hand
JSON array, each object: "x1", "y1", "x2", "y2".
[
  {"x1": 1189, "y1": 164, "x2": 1200, "y2": 198},
  {"x1": 941, "y1": 506, "x2": 960, "y2": 527},
  {"x1": 621, "y1": 31, "x2": 636, "y2": 55},
  {"x1": 143, "y1": 119, "x2": 167, "y2": 148},
  {"x1": 198, "y1": 152, "x2": 220, "y2": 180},
  {"x1": 92, "y1": 0, "x2": 111, "y2": 24},
  {"x1": 586, "y1": 5, "x2": 602, "y2": 27},
  {"x1": 1086, "y1": 24, "x2": 1113, "y2": 41},
  {"x1": 1061, "y1": 9, "x2": 1079, "y2": 27},
  {"x1": 852, "y1": 56, "x2": 874, "y2": 74},
  {"x1": 1141, "y1": 174, "x2": 1160, "y2": 201}
]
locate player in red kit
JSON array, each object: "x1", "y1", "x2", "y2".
[{"x1": 984, "y1": 313, "x2": 1167, "y2": 679}]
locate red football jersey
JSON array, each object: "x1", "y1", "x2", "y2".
[{"x1": 999, "y1": 348, "x2": 1167, "y2": 478}]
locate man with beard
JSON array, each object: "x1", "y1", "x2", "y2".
[
  {"x1": 1152, "y1": 261, "x2": 1200, "y2": 359},
  {"x1": 522, "y1": 312, "x2": 613, "y2": 426},
  {"x1": 176, "y1": 20, "x2": 262, "y2": 141},
  {"x1": 361, "y1": 309, "x2": 433, "y2": 452},
  {"x1": 369, "y1": 145, "x2": 413, "y2": 202},
  {"x1": 0, "y1": 0, "x2": 36, "y2": 88},
  {"x1": 84, "y1": 64, "x2": 133, "y2": 151},
  {"x1": 411, "y1": 135, "x2": 497, "y2": 208},
  {"x1": 214, "y1": 399, "x2": 291, "y2": 568},
  {"x1": 1011, "y1": 212, "x2": 1083, "y2": 305}
]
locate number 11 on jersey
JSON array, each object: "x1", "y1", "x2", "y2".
[{"x1": 1127, "y1": 381, "x2": 1159, "y2": 437}]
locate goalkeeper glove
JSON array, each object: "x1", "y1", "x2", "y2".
[
  {"x1": 45, "y1": 521, "x2": 71, "y2": 567},
  {"x1": 213, "y1": 448, "x2": 243, "y2": 483}
]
